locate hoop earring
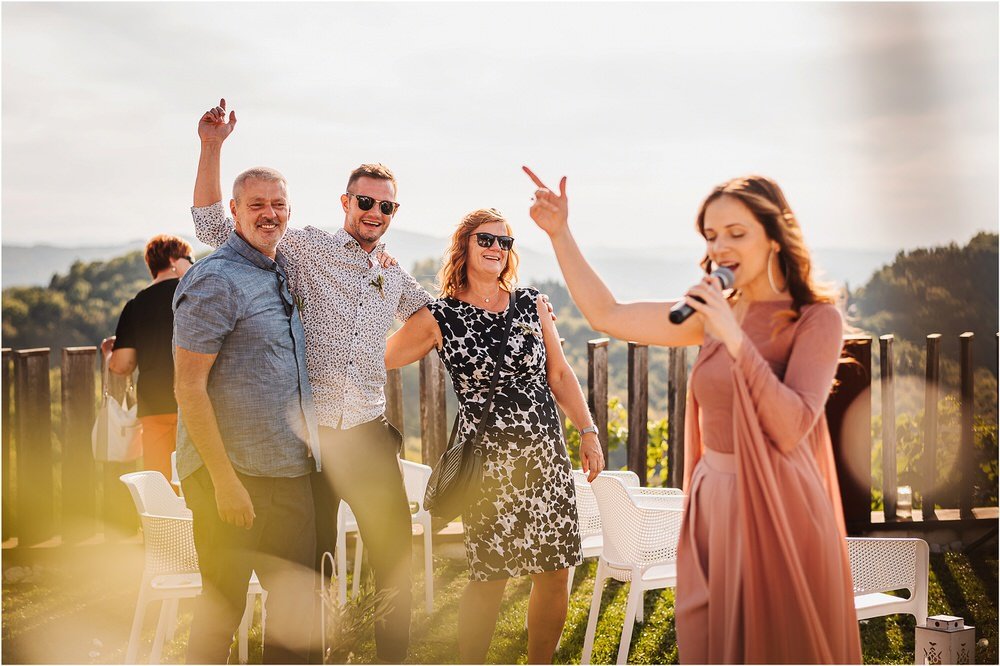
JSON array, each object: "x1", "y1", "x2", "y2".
[{"x1": 767, "y1": 249, "x2": 786, "y2": 294}]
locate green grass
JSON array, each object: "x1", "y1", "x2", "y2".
[{"x1": 2, "y1": 547, "x2": 996, "y2": 664}]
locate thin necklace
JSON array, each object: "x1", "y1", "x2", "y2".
[{"x1": 479, "y1": 284, "x2": 501, "y2": 304}]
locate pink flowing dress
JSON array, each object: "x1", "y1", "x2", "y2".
[{"x1": 675, "y1": 299, "x2": 862, "y2": 664}]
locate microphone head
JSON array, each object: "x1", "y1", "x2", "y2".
[{"x1": 714, "y1": 266, "x2": 735, "y2": 290}]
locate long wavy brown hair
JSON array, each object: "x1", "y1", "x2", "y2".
[
  {"x1": 437, "y1": 208, "x2": 520, "y2": 298},
  {"x1": 695, "y1": 175, "x2": 837, "y2": 321}
]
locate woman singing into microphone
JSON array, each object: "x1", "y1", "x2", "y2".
[{"x1": 523, "y1": 168, "x2": 861, "y2": 664}]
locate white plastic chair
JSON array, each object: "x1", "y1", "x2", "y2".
[
  {"x1": 847, "y1": 536, "x2": 929, "y2": 625},
  {"x1": 341, "y1": 459, "x2": 436, "y2": 613},
  {"x1": 571, "y1": 471, "x2": 683, "y2": 620},
  {"x1": 120, "y1": 471, "x2": 265, "y2": 664},
  {"x1": 581, "y1": 474, "x2": 684, "y2": 665}
]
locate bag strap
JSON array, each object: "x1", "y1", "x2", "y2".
[
  {"x1": 462, "y1": 289, "x2": 519, "y2": 457},
  {"x1": 101, "y1": 352, "x2": 135, "y2": 402}
]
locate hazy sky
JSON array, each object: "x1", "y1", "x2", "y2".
[{"x1": 2, "y1": 2, "x2": 997, "y2": 253}]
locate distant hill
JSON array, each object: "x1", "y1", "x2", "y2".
[
  {"x1": 1, "y1": 238, "x2": 212, "y2": 288},
  {"x1": 3, "y1": 229, "x2": 896, "y2": 301}
]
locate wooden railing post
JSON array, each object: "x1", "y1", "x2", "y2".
[
  {"x1": 627, "y1": 342, "x2": 649, "y2": 486},
  {"x1": 959, "y1": 332, "x2": 975, "y2": 519},
  {"x1": 922, "y1": 334, "x2": 941, "y2": 520},
  {"x1": 62, "y1": 347, "x2": 97, "y2": 542},
  {"x1": 2, "y1": 349, "x2": 12, "y2": 540},
  {"x1": 14, "y1": 348, "x2": 54, "y2": 546},
  {"x1": 587, "y1": 339, "x2": 610, "y2": 463},
  {"x1": 419, "y1": 351, "x2": 447, "y2": 466},
  {"x1": 385, "y1": 367, "x2": 405, "y2": 436},
  {"x1": 879, "y1": 335, "x2": 897, "y2": 521},
  {"x1": 826, "y1": 336, "x2": 872, "y2": 533},
  {"x1": 666, "y1": 347, "x2": 688, "y2": 489}
]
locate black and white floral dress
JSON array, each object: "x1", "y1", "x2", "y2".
[{"x1": 428, "y1": 287, "x2": 583, "y2": 581}]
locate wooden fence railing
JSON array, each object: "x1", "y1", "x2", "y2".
[{"x1": 1, "y1": 330, "x2": 995, "y2": 546}]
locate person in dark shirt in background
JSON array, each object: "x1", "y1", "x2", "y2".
[{"x1": 102, "y1": 234, "x2": 195, "y2": 485}]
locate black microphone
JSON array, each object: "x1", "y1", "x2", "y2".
[{"x1": 668, "y1": 267, "x2": 735, "y2": 325}]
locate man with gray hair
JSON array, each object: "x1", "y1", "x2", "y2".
[
  {"x1": 192, "y1": 99, "x2": 430, "y2": 662},
  {"x1": 175, "y1": 159, "x2": 319, "y2": 663}
]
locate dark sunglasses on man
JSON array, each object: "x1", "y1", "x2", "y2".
[
  {"x1": 474, "y1": 232, "x2": 515, "y2": 251},
  {"x1": 346, "y1": 193, "x2": 400, "y2": 216}
]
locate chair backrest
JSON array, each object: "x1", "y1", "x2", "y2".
[
  {"x1": 120, "y1": 472, "x2": 199, "y2": 575},
  {"x1": 120, "y1": 471, "x2": 189, "y2": 518},
  {"x1": 847, "y1": 537, "x2": 929, "y2": 602},
  {"x1": 137, "y1": 514, "x2": 200, "y2": 575},
  {"x1": 591, "y1": 475, "x2": 683, "y2": 566},
  {"x1": 400, "y1": 459, "x2": 433, "y2": 512},
  {"x1": 572, "y1": 470, "x2": 656, "y2": 539}
]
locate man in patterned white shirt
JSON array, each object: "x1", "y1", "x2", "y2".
[{"x1": 193, "y1": 99, "x2": 430, "y2": 663}]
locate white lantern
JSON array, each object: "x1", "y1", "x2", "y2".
[{"x1": 915, "y1": 615, "x2": 976, "y2": 664}]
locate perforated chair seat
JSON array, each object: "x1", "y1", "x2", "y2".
[{"x1": 854, "y1": 591, "x2": 913, "y2": 615}]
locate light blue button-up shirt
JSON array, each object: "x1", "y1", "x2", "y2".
[{"x1": 173, "y1": 230, "x2": 320, "y2": 480}]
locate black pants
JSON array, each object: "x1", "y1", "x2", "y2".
[
  {"x1": 312, "y1": 416, "x2": 412, "y2": 663},
  {"x1": 183, "y1": 466, "x2": 316, "y2": 664}
]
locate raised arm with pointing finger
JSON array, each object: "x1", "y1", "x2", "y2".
[{"x1": 522, "y1": 165, "x2": 706, "y2": 348}]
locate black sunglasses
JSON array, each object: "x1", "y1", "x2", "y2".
[
  {"x1": 182, "y1": 255, "x2": 195, "y2": 264},
  {"x1": 346, "y1": 193, "x2": 400, "y2": 216},
  {"x1": 474, "y1": 232, "x2": 514, "y2": 251}
]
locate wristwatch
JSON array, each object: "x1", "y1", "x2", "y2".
[{"x1": 580, "y1": 425, "x2": 599, "y2": 436}]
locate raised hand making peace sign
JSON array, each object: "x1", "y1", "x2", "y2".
[
  {"x1": 198, "y1": 98, "x2": 237, "y2": 144},
  {"x1": 522, "y1": 166, "x2": 569, "y2": 237}
]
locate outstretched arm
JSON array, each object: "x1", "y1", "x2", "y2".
[
  {"x1": 193, "y1": 99, "x2": 237, "y2": 247},
  {"x1": 385, "y1": 307, "x2": 441, "y2": 370},
  {"x1": 523, "y1": 166, "x2": 704, "y2": 348}
]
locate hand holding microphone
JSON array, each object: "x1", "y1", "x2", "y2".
[{"x1": 669, "y1": 267, "x2": 735, "y2": 324}]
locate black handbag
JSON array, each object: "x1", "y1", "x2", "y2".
[{"x1": 423, "y1": 290, "x2": 518, "y2": 522}]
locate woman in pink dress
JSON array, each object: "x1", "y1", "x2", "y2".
[{"x1": 523, "y1": 168, "x2": 862, "y2": 664}]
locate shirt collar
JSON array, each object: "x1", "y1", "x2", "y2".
[
  {"x1": 224, "y1": 230, "x2": 281, "y2": 271},
  {"x1": 332, "y1": 228, "x2": 386, "y2": 257}
]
